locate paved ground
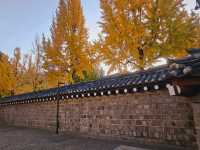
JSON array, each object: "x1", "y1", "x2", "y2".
[{"x1": 0, "y1": 125, "x2": 192, "y2": 150}]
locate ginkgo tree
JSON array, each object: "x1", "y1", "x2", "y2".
[
  {"x1": 8, "y1": 45, "x2": 45, "y2": 95},
  {"x1": 43, "y1": 0, "x2": 94, "y2": 87},
  {"x1": 99, "y1": 0, "x2": 199, "y2": 73},
  {"x1": 0, "y1": 52, "x2": 14, "y2": 97}
]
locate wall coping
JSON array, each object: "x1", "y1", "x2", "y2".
[{"x1": 0, "y1": 49, "x2": 200, "y2": 106}]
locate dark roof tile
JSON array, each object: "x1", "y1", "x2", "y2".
[{"x1": 1, "y1": 52, "x2": 200, "y2": 104}]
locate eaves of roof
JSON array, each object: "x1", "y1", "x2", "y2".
[{"x1": 0, "y1": 50, "x2": 200, "y2": 106}]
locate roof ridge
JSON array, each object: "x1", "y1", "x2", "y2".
[{"x1": 1, "y1": 52, "x2": 200, "y2": 104}]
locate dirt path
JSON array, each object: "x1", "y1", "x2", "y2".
[{"x1": 0, "y1": 126, "x2": 191, "y2": 150}]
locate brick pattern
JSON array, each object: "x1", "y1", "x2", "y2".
[
  {"x1": 192, "y1": 95, "x2": 200, "y2": 150},
  {"x1": 0, "y1": 90, "x2": 196, "y2": 148},
  {"x1": 0, "y1": 102, "x2": 57, "y2": 130}
]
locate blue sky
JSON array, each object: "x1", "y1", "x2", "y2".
[{"x1": 0, "y1": 0, "x2": 197, "y2": 57}]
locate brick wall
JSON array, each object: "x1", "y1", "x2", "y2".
[
  {"x1": 0, "y1": 102, "x2": 57, "y2": 130},
  {"x1": 192, "y1": 94, "x2": 200, "y2": 150},
  {"x1": 0, "y1": 90, "x2": 197, "y2": 148}
]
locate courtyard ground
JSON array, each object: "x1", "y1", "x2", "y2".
[{"x1": 0, "y1": 125, "x2": 193, "y2": 150}]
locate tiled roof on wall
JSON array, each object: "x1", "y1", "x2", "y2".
[{"x1": 0, "y1": 48, "x2": 200, "y2": 106}]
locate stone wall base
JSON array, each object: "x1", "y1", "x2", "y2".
[{"x1": 0, "y1": 90, "x2": 197, "y2": 149}]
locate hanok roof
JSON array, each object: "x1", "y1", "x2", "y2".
[{"x1": 0, "y1": 48, "x2": 200, "y2": 106}]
